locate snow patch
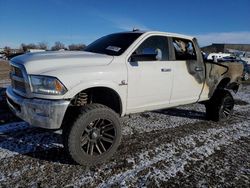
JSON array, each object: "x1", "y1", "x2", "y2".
[
  {"x1": 0, "y1": 130, "x2": 62, "y2": 160},
  {"x1": 99, "y1": 121, "x2": 250, "y2": 187}
]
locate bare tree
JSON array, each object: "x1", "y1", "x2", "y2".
[
  {"x1": 51, "y1": 41, "x2": 65, "y2": 51},
  {"x1": 20, "y1": 42, "x2": 48, "y2": 52},
  {"x1": 20, "y1": 43, "x2": 26, "y2": 52},
  {"x1": 20, "y1": 43, "x2": 38, "y2": 52},
  {"x1": 38, "y1": 42, "x2": 48, "y2": 50},
  {"x1": 3, "y1": 46, "x2": 11, "y2": 56},
  {"x1": 68, "y1": 43, "x2": 86, "y2": 51}
]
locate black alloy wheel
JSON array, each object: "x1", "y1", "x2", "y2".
[
  {"x1": 63, "y1": 104, "x2": 122, "y2": 166},
  {"x1": 80, "y1": 118, "x2": 116, "y2": 156},
  {"x1": 206, "y1": 90, "x2": 234, "y2": 121}
]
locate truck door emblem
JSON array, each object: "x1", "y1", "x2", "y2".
[{"x1": 119, "y1": 80, "x2": 127, "y2": 86}]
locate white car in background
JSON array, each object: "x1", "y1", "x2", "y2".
[{"x1": 207, "y1": 53, "x2": 232, "y2": 61}]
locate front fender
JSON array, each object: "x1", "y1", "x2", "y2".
[{"x1": 63, "y1": 80, "x2": 127, "y2": 116}]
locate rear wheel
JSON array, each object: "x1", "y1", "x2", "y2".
[
  {"x1": 63, "y1": 104, "x2": 122, "y2": 166},
  {"x1": 206, "y1": 90, "x2": 234, "y2": 121}
]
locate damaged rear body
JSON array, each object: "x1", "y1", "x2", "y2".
[
  {"x1": 167, "y1": 36, "x2": 243, "y2": 105},
  {"x1": 204, "y1": 62, "x2": 243, "y2": 98}
]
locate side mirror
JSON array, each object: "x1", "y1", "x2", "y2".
[{"x1": 130, "y1": 48, "x2": 162, "y2": 62}]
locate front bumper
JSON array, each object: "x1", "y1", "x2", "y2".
[{"x1": 6, "y1": 87, "x2": 70, "y2": 129}]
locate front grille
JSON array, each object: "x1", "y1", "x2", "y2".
[
  {"x1": 12, "y1": 66, "x2": 23, "y2": 78},
  {"x1": 10, "y1": 65, "x2": 27, "y2": 95},
  {"x1": 11, "y1": 79, "x2": 26, "y2": 93}
]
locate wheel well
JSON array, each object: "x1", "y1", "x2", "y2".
[
  {"x1": 216, "y1": 77, "x2": 240, "y2": 93},
  {"x1": 61, "y1": 87, "x2": 122, "y2": 129},
  {"x1": 216, "y1": 77, "x2": 231, "y2": 89},
  {"x1": 70, "y1": 87, "x2": 122, "y2": 114}
]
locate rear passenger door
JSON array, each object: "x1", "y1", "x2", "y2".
[{"x1": 170, "y1": 37, "x2": 205, "y2": 105}]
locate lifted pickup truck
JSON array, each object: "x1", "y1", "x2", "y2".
[{"x1": 6, "y1": 31, "x2": 243, "y2": 166}]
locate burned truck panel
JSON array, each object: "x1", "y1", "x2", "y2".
[
  {"x1": 204, "y1": 62, "x2": 243, "y2": 98},
  {"x1": 171, "y1": 37, "x2": 243, "y2": 100},
  {"x1": 184, "y1": 37, "x2": 243, "y2": 99},
  {"x1": 170, "y1": 37, "x2": 206, "y2": 85},
  {"x1": 184, "y1": 59, "x2": 205, "y2": 84},
  {"x1": 170, "y1": 37, "x2": 205, "y2": 84}
]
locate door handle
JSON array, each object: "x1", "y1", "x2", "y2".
[
  {"x1": 161, "y1": 68, "x2": 171, "y2": 72},
  {"x1": 195, "y1": 67, "x2": 203, "y2": 72}
]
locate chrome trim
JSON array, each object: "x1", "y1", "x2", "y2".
[
  {"x1": 10, "y1": 61, "x2": 33, "y2": 98},
  {"x1": 10, "y1": 73, "x2": 25, "y2": 82},
  {"x1": 6, "y1": 86, "x2": 70, "y2": 129},
  {"x1": 161, "y1": 68, "x2": 172, "y2": 72}
]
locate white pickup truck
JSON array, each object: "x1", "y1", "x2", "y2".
[{"x1": 6, "y1": 31, "x2": 243, "y2": 166}]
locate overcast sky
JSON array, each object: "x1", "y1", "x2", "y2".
[{"x1": 0, "y1": 0, "x2": 250, "y2": 48}]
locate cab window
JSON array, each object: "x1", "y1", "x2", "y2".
[
  {"x1": 173, "y1": 38, "x2": 197, "y2": 60},
  {"x1": 134, "y1": 36, "x2": 169, "y2": 61}
]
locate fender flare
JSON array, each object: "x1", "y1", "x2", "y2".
[{"x1": 63, "y1": 80, "x2": 126, "y2": 116}]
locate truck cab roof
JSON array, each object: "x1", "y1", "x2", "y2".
[{"x1": 121, "y1": 30, "x2": 195, "y2": 41}]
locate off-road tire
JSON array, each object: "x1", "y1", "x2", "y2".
[
  {"x1": 63, "y1": 104, "x2": 122, "y2": 166},
  {"x1": 205, "y1": 90, "x2": 234, "y2": 122}
]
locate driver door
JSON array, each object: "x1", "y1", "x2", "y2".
[{"x1": 126, "y1": 35, "x2": 173, "y2": 113}]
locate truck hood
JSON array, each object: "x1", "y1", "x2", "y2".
[{"x1": 11, "y1": 51, "x2": 114, "y2": 74}]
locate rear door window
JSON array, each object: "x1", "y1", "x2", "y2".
[{"x1": 173, "y1": 38, "x2": 197, "y2": 60}]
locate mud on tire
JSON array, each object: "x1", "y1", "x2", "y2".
[
  {"x1": 63, "y1": 104, "x2": 122, "y2": 166},
  {"x1": 205, "y1": 90, "x2": 234, "y2": 122}
]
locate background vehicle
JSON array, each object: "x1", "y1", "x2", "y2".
[
  {"x1": 206, "y1": 53, "x2": 231, "y2": 61},
  {"x1": 6, "y1": 31, "x2": 243, "y2": 166},
  {"x1": 221, "y1": 57, "x2": 250, "y2": 80}
]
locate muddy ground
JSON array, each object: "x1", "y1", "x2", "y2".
[{"x1": 0, "y1": 60, "x2": 249, "y2": 187}]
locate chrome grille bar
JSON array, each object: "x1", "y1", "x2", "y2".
[{"x1": 10, "y1": 63, "x2": 30, "y2": 97}]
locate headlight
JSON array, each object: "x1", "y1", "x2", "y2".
[{"x1": 30, "y1": 75, "x2": 67, "y2": 95}]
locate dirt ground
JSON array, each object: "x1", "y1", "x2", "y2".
[
  {"x1": 0, "y1": 60, "x2": 10, "y2": 88},
  {"x1": 0, "y1": 60, "x2": 249, "y2": 187}
]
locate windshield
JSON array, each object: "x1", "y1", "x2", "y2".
[{"x1": 84, "y1": 33, "x2": 143, "y2": 56}]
